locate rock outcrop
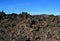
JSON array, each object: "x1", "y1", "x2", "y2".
[{"x1": 0, "y1": 11, "x2": 60, "y2": 41}]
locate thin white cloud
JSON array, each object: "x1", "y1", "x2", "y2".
[{"x1": 19, "y1": 2, "x2": 31, "y2": 6}]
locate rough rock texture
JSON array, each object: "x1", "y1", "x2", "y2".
[{"x1": 0, "y1": 11, "x2": 60, "y2": 41}]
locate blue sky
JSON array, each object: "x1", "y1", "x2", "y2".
[{"x1": 0, "y1": 0, "x2": 60, "y2": 15}]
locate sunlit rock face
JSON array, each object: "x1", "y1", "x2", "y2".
[{"x1": 0, "y1": 12, "x2": 60, "y2": 41}]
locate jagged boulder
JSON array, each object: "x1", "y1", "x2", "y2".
[
  {"x1": 19, "y1": 12, "x2": 31, "y2": 19},
  {"x1": 0, "y1": 11, "x2": 6, "y2": 16},
  {"x1": 0, "y1": 11, "x2": 6, "y2": 19}
]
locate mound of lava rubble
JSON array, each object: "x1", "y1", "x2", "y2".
[{"x1": 0, "y1": 11, "x2": 60, "y2": 41}]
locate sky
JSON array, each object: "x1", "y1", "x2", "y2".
[{"x1": 0, "y1": 0, "x2": 60, "y2": 15}]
